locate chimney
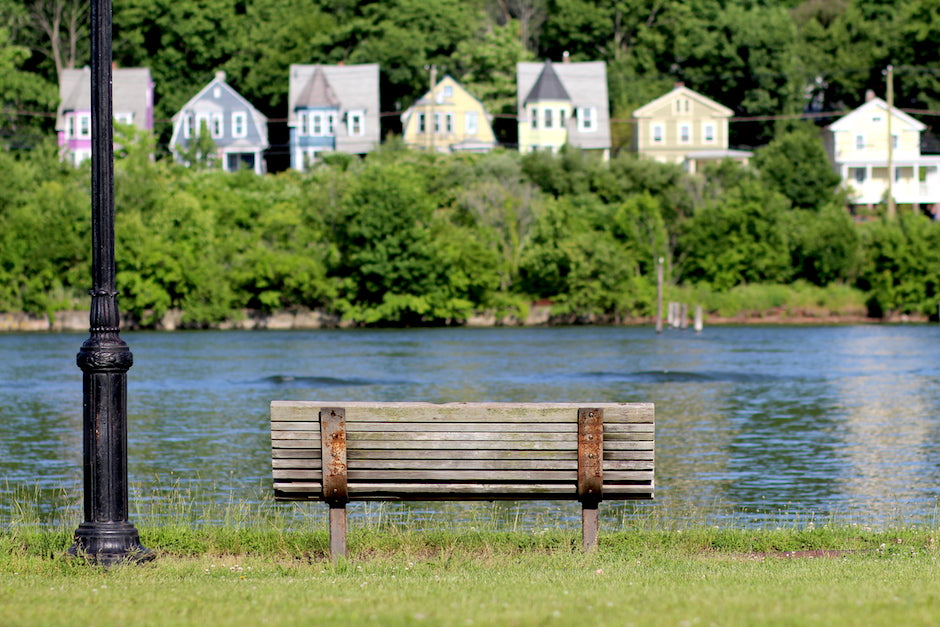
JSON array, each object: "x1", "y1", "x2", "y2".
[
  {"x1": 562, "y1": 51, "x2": 570, "y2": 63},
  {"x1": 215, "y1": 70, "x2": 226, "y2": 82},
  {"x1": 674, "y1": 81, "x2": 685, "y2": 89},
  {"x1": 865, "y1": 89, "x2": 876, "y2": 102}
]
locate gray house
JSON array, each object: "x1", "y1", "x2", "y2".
[
  {"x1": 169, "y1": 71, "x2": 269, "y2": 174},
  {"x1": 56, "y1": 66, "x2": 154, "y2": 165},
  {"x1": 517, "y1": 59, "x2": 611, "y2": 160},
  {"x1": 287, "y1": 63, "x2": 380, "y2": 170}
]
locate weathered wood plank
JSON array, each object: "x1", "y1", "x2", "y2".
[
  {"x1": 348, "y1": 449, "x2": 579, "y2": 461},
  {"x1": 270, "y1": 401, "x2": 654, "y2": 423},
  {"x1": 345, "y1": 422, "x2": 578, "y2": 433},
  {"x1": 347, "y1": 459, "x2": 577, "y2": 471},
  {"x1": 345, "y1": 440, "x2": 577, "y2": 451},
  {"x1": 348, "y1": 470, "x2": 578, "y2": 481},
  {"x1": 272, "y1": 439, "x2": 322, "y2": 449},
  {"x1": 348, "y1": 432, "x2": 578, "y2": 443},
  {"x1": 272, "y1": 449, "x2": 321, "y2": 459},
  {"x1": 274, "y1": 457, "x2": 655, "y2": 472},
  {"x1": 271, "y1": 421, "x2": 320, "y2": 431}
]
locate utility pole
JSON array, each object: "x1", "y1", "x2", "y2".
[
  {"x1": 428, "y1": 64, "x2": 437, "y2": 153},
  {"x1": 886, "y1": 64, "x2": 896, "y2": 220}
]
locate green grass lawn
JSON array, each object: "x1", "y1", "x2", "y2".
[{"x1": 3, "y1": 523, "x2": 939, "y2": 626}]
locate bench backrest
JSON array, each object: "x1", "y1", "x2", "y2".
[{"x1": 271, "y1": 402, "x2": 654, "y2": 503}]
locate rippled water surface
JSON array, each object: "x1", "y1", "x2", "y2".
[{"x1": 3, "y1": 325, "x2": 940, "y2": 526}]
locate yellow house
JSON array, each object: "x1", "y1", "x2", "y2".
[
  {"x1": 633, "y1": 83, "x2": 751, "y2": 173},
  {"x1": 517, "y1": 59, "x2": 611, "y2": 159},
  {"x1": 401, "y1": 74, "x2": 496, "y2": 153}
]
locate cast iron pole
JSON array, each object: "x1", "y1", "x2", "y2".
[{"x1": 68, "y1": 0, "x2": 152, "y2": 565}]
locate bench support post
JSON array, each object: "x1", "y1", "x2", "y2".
[
  {"x1": 321, "y1": 407, "x2": 349, "y2": 561},
  {"x1": 329, "y1": 505, "x2": 347, "y2": 559},
  {"x1": 582, "y1": 504, "x2": 599, "y2": 552},
  {"x1": 578, "y1": 408, "x2": 604, "y2": 552}
]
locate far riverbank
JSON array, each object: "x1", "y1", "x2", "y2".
[{"x1": 0, "y1": 306, "x2": 925, "y2": 333}]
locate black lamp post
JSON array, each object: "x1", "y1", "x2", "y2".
[{"x1": 67, "y1": 0, "x2": 152, "y2": 565}]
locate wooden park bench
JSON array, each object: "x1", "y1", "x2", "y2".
[{"x1": 270, "y1": 402, "x2": 654, "y2": 559}]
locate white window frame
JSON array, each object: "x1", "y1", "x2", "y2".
[
  {"x1": 232, "y1": 111, "x2": 248, "y2": 138},
  {"x1": 114, "y1": 112, "x2": 134, "y2": 125},
  {"x1": 577, "y1": 107, "x2": 596, "y2": 132},
  {"x1": 679, "y1": 123, "x2": 691, "y2": 144},
  {"x1": 327, "y1": 113, "x2": 335, "y2": 136},
  {"x1": 434, "y1": 112, "x2": 441, "y2": 134},
  {"x1": 544, "y1": 108, "x2": 553, "y2": 129},
  {"x1": 347, "y1": 110, "x2": 364, "y2": 136},
  {"x1": 78, "y1": 114, "x2": 91, "y2": 139},
  {"x1": 652, "y1": 123, "x2": 664, "y2": 143},
  {"x1": 892, "y1": 134, "x2": 898, "y2": 150},
  {"x1": 559, "y1": 108, "x2": 567, "y2": 128},
  {"x1": 298, "y1": 111, "x2": 309, "y2": 136},
  {"x1": 312, "y1": 113, "x2": 323, "y2": 136},
  {"x1": 65, "y1": 115, "x2": 75, "y2": 139},
  {"x1": 855, "y1": 134, "x2": 864, "y2": 150},
  {"x1": 418, "y1": 113, "x2": 426, "y2": 134},
  {"x1": 465, "y1": 111, "x2": 478, "y2": 135},
  {"x1": 703, "y1": 122, "x2": 715, "y2": 143},
  {"x1": 530, "y1": 107, "x2": 538, "y2": 130},
  {"x1": 211, "y1": 113, "x2": 224, "y2": 138},
  {"x1": 182, "y1": 113, "x2": 194, "y2": 139},
  {"x1": 445, "y1": 112, "x2": 454, "y2": 134}
]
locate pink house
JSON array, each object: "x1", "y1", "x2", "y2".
[{"x1": 56, "y1": 66, "x2": 154, "y2": 165}]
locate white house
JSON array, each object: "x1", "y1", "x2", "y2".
[{"x1": 824, "y1": 92, "x2": 940, "y2": 213}]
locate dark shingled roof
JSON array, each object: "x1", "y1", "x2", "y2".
[{"x1": 524, "y1": 60, "x2": 570, "y2": 104}]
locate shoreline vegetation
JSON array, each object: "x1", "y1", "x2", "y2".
[{"x1": 6, "y1": 145, "x2": 940, "y2": 336}]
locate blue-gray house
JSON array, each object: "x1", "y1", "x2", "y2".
[
  {"x1": 169, "y1": 71, "x2": 269, "y2": 174},
  {"x1": 287, "y1": 63, "x2": 380, "y2": 170}
]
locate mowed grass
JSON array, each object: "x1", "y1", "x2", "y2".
[{"x1": 3, "y1": 519, "x2": 940, "y2": 626}]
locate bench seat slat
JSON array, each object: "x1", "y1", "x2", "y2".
[{"x1": 275, "y1": 468, "x2": 655, "y2": 482}]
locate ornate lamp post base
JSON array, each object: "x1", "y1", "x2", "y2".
[{"x1": 69, "y1": 522, "x2": 154, "y2": 565}]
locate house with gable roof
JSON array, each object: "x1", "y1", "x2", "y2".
[
  {"x1": 56, "y1": 66, "x2": 154, "y2": 166},
  {"x1": 516, "y1": 58, "x2": 611, "y2": 160},
  {"x1": 169, "y1": 71, "x2": 269, "y2": 174},
  {"x1": 287, "y1": 63, "x2": 380, "y2": 170},
  {"x1": 824, "y1": 91, "x2": 940, "y2": 212},
  {"x1": 632, "y1": 83, "x2": 751, "y2": 174},
  {"x1": 400, "y1": 73, "x2": 496, "y2": 153}
]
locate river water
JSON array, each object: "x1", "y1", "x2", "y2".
[{"x1": 2, "y1": 324, "x2": 940, "y2": 528}]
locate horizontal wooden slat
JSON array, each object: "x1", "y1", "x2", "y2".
[
  {"x1": 273, "y1": 458, "x2": 655, "y2": 472},
  {"x1": 346, "y1": 422, "x2": 577, "y2": 433},
  {"x1": 271, "y1": 401, "x2": 653, "y2": 424}
]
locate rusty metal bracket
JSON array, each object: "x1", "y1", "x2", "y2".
[
  {"x1": 577, "y1": 407, "x2": 603, "y2": 505},
  {"x1": 320, "y1": 407, "x2": 349, "y2": 505}
]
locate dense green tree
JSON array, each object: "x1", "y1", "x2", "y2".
[
  {"x1": 856, "y1": 213, "x2": 940, "y2": 317},
  {"x1": 0, "y1": 26, "x2": 56, "y2": 148},
  {"x1": 754, "y1": 125, "x2": 842, "y2": 211},
  {"x1": 679, "y1": 179, "x2": 794, "y2": 290}
]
